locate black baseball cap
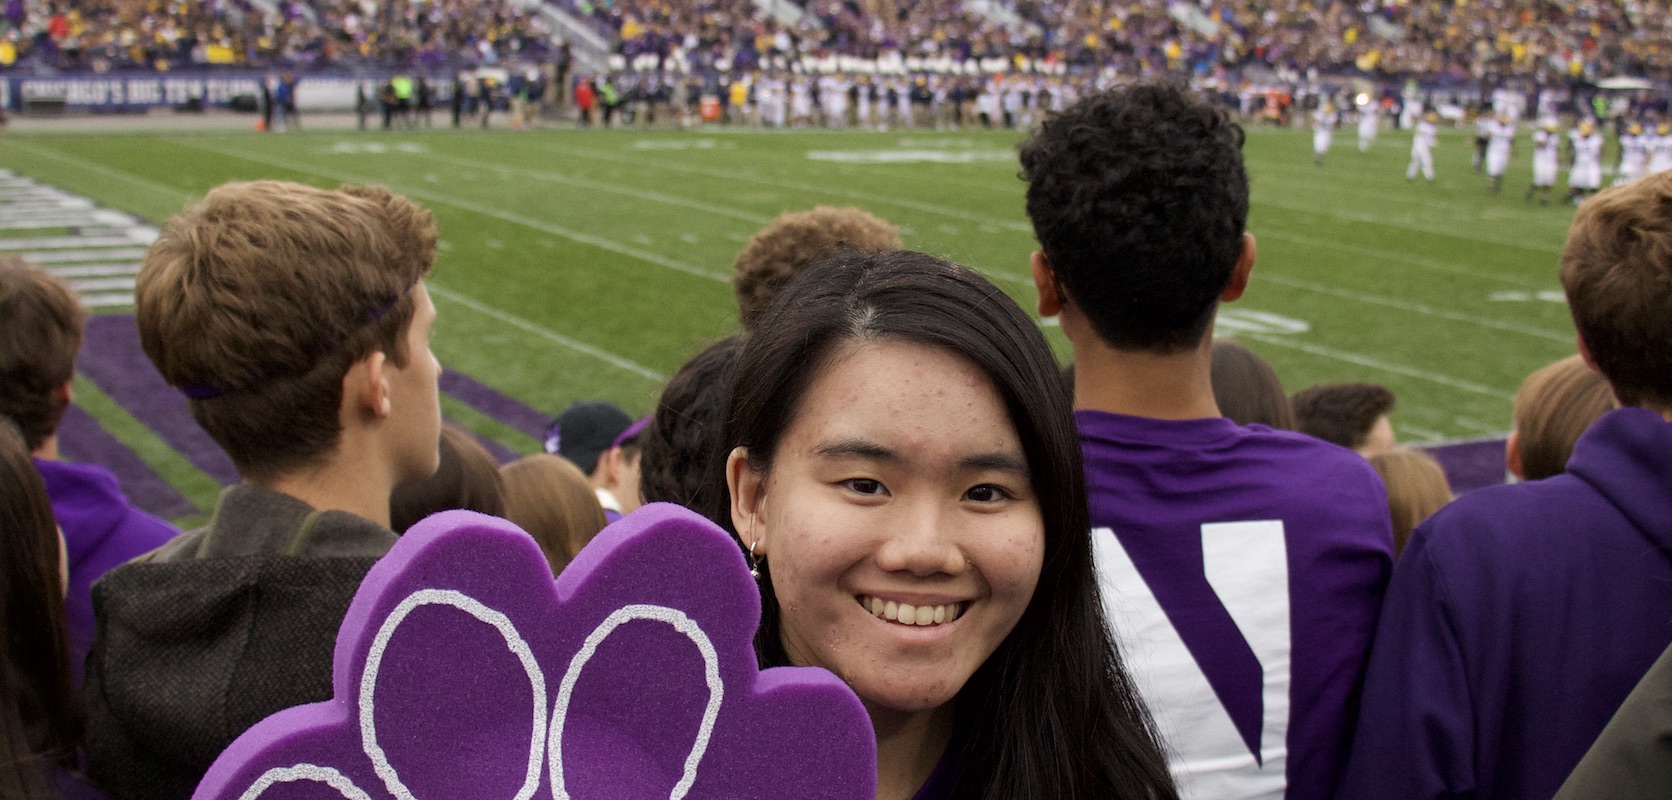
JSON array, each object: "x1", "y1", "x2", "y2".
[{"x1": 544, "y1": 401, "x2": 633, "y2": 475}]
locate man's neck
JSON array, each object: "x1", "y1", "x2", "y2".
[
  {"x1": 32, "y1": 434, "x2": 59, "y2": 461},
  {"x1": 1071, "y1": 336, "x2": 1222, "y2": 420},
  {"x1": 260, "y1": 447, "x2": 396, "y2": 529}
]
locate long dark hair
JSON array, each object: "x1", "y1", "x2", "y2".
[
  {"x1": 0, "y1": 418, "x2": 77, "y2": 798},
  {"x1": 699, "y1": 250, "x2": 1177, "y2": 799}
]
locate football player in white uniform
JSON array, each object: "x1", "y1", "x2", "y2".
[
  {"x1": 1484, "y1": 113, "x2": 1516, "y2": 194},
  {"x1": 1358, "y1": 103, "x2": 1379, "y2": 152},
  {"x1": 1567, "y1": 119, "x2": 1606, "y2": 203},
  {"x1": 1648, "y1": 123, "x2": 1672, "y2": 176},
  {"x1": 1406, "y1": 111, "x2": 1439, "y2": 181},
  {"x1": 1615, "y1": 122, "x2": 1648, "y2": 185},
  {"x1": 1314, "y1": 102, "x2": 1338, "y2": 166},
  {"x1": 1526, "y1": 120, "x2": 1560, "y2": 204}
]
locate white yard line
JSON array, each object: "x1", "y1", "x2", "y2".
[
  {"x1": 174, "y1": 139, "x2": 736, "y2": 284},
  {"x1": 1255, "y1": 191, "x2": 1564, "y2": 254},
  {"x1": 425, "y1": 285, "x2": 665, "y2": 382},
  {"x1": 535, "y1": 141, "x2": 1036, "y2": 234},
  {"x1": 4, "y1": 141, "x2": 202, "y2": 206},
  {"x1": 1257, "y1": 228, "x2": 1549, "y2": 289},
  {"x1": 417, "y1": 150, "x2": 773, "y2": 225},
  {"x1": 1255, "y1": 273, "x2": 1571, "y2": 343},
  {"x1": 1242, "y1": 332, "x2": 1515, "y2": 400},
  {"x1": 46, "y1": 263, "x2": 142, "y2": 278}
]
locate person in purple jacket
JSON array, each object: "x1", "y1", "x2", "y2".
[
  {"x1": 1019, "y1": 81, "x2": 1395, "y2": 800},
  {"x1": 0, "y1": 257, "x2": 178, "y2": 683},
  {"x1": 1339, "y1": 172, "x2": 1672, "y2": 800}
]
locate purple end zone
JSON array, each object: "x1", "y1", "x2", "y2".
[
  {"x1": 193, "y1": 504, "x2": 878, "y2": 800},
  {"x1": 440, "y1": 369, "x2": 550, "y2": 441},
  {"x1": 56, "y1": 404, "x2": 198, "y2": 519},
  {"x1": 78, "y1": 315, "x2": 238, "y2": 486},
  {"x1": 1422, "y1": 439, "x2": 1509, "y2": 494}
]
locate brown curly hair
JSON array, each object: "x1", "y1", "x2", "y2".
[{"x1": 732, "y1": 206, "x2": 900, "y2": 329}]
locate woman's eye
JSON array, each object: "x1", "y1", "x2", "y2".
[
  {"x1": 842, "y1": 478, "x2": 886, "y2": 496},
  {"x1": 965, "y1": 484, "x2": 1011, "y2": 503}
]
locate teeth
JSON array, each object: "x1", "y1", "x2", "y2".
[{"x1": 860, "y1": 596, "x2": 963, "y2": 626}]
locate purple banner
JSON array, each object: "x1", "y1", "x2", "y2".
[{"x1": 1422, "y1": 439, "x2": 1509, "y2": 494}]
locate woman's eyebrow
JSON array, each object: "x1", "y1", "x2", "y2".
[
  {"x1": 814, "y1": 438, "x2": 898, "y2": 462},
  {"x1": 961, "y1": 452, "x2": 1029, "y2": 475},
  {"x1": 815, "y1": 439, "x2": 1029, "y2": 476}
]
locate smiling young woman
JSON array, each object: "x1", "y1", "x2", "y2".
[{"x1": 702, "y1": 250, "x2": 1178, "y2": 800}]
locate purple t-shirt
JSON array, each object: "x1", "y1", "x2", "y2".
[
  {"x1": 34, "y1": 458, "x2": 179, "y2": 683},
  {"x1": 1340, "y1": 407, "x2": 1672, "y2": 800},
  {"x1": 1078, "y1": 411, "x2": 1392, "y2": 800}
]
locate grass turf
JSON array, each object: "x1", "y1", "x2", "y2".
[{"x1": 2, "y1": 120, "x2": 1580, "y2": 521}]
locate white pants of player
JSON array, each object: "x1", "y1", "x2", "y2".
[
  {"x1": 1407, "y1": 145, "x2": 1434, "y2": 180},
  {"x1": 1314, "y1": 130, "x2": 1332, "y2": 156},
  {"x1": 1486, "y1": 144, "x2": 1511, "y2": 178},
  {"x1": 1616, "y1": 158, "x2": 1644, "y2": 185},
  {"x1": 1571, "y1": 162, "x2": 1603, "y2": 190},
  {"x1": 1359, "y1": 120, "x2": 1376, "y2": 151},
  {"x1": 1533, "y1": 153, "x2": 1559, "y2": 187},
  {"x1": 1651, "y1": 154, "x2": 1672, "y2": 175}
]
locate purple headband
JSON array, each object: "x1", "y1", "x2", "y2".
[
  {"x1": 612, "y1": 415, "x2": 651, "y2": 449},
  {"x1": 175, "y1": 278, "x2": 420, "y2": 400}
]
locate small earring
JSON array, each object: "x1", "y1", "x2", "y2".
[{"x1": 747, "y1": 538, "x2": 762, "y2": 581}]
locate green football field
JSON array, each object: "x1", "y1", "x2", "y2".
[{"x1": 1, "y1": 120, "x2": 1581, "y2": 523}]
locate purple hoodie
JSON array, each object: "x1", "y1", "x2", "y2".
[
  {"x1": 34, "y1": 458, "x2": 179, "y2": 682},
  {"x1": 1340, "y1": 407, "x2": 1672, "y2": 800}
]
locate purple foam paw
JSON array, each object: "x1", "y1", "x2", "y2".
[{"x1": 194, "y1": 503, "x2": 877, "y2": 800}]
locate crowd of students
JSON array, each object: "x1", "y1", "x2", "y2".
[
  {"x1": 4, "y1": 80, "x2": 1672, "y2": 800},
  {"x1": 2, "y1": 0, "x2": 557, "y2": 70},
  {"x1": 7, "y1": 0, "x2": 1672, "y2": 85}
]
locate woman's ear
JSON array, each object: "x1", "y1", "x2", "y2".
[{"x1": 727, "y1": 446, "x2": 767, "y2": 554}]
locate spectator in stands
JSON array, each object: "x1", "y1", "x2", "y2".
[
  {"x1": 1340, "y1": 172, "x2": 1672, "y2": 800},
  {"x1": 545, "y1": 400, "x2": 637, "y2": 522},
  {"x1": 389, "y1": 422, "x2": 506, "y2": 533},
  {"x1": 1020, "y1": 81, "x2": 1393, "y2": 800},
  {"x1": 1292, "y1": 381, "x2": 1398, "y2": 457},
  {"x1": 0, "y1": 418, "x2": 105, "y2": 799},
  {"x1": 1506, "y1": 353, "x2": 1615, "y2": 481},
  {"x1": 706, "y1": 248, "x2": 1177, "y2": 798},
  {"x1": 0, "y1": 256, "x2": 177, "y2": 684},
  {"x1": 82, "y1": 180, "x2": 441, "y2": 800},
  {"x1": 1368, "y1": 447, "x2": 1452, "y2": 555},
  {"x1": 1210, "y1": 338, "x2": 1296, "y2": 429},
  {"x1": 500, "y1": 453, "x2": 608, "y2": 574},
  {"x1": 639, "y1": 335, "x2": 744, "y2": 512},
  {"x1": 1555, "y1": 637, "x2": 1672, "y2": 798},
  {"x1": 732, "y1": 206, "x2": 901, "y2": 330}
]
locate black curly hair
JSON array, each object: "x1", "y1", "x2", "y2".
[
  {"x1": 639, "y1": 334, "x2": 745, "y2": 512},
  {"x1": 1020, "y1": 80, "x2": 1250, "y2": 353}
]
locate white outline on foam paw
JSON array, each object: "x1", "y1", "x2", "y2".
[
  {"x1": 237, "y1": 764, "x2": 374, "y2": 800},
  {"x1": 549, "y1": 604, "x2": 724, "y2": 800},
  {"x1": 360, "y1": 589, "x2": 549, "y2": 800}
]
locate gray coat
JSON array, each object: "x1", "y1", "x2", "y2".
[{"x1": 81, "y1": 485, "x2": 395, "y2": 800}]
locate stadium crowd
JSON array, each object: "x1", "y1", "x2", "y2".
[
  {"x1": 0, "y1": 0, "x2": 559, "y2": 70},
  {"x1": 5, "y1": 0, "x2": 1672, "y2": 84},
  {"x1": 5, "y1": 79, "x2": 1672, "y2": 800}
]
